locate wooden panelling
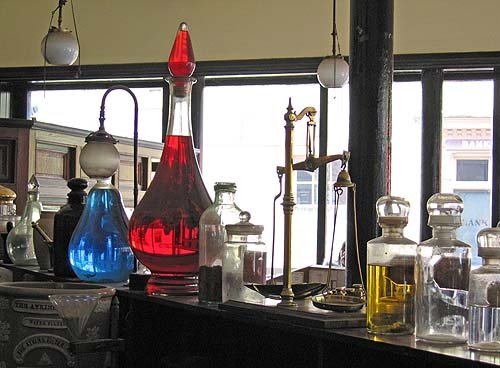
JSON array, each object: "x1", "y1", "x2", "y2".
[
  {"x1": 0, "y1": 118, "x2": 162, "y2": 213},
  {"x1": 0, "y1": 139, "x2": 15, "y2": 183}
]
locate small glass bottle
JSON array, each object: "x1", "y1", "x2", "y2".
[
  {"x1": 6, "y1": 175, "x2": 43, "y2": 266},
  {"x1": 198, "y1": 182, "x2": 242, "y2": 304},
  {"x1": 415, "y1": 193, "x2": 471, "y2": 343},
  {"x1": 468, "y1": 227, "x2": 500, "y2": 352},
  {"x1": 53, "y1": 177, "x2": 88, "y2": 278},
  {"x1": 128, "y1": 22, "x2": 212, "y2": 296},
  {"x1": 366, "y1": 195, "x2": 417, "y2": 335},
  {"x1": 225, "y1": 212, "x2": 264, "y2": 302},
  {"x1": 0, "y1": 185, "x2": 20, "y2": 263}
]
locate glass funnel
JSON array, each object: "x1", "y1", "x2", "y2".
[{"x1": 48, "y1": 293, "x2": 101, "y2": 341}]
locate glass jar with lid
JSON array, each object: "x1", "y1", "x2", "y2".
[
  {"x1": 415, "y1": 193, "x2": 471, "y2": 343},
  {"x1": 468, "y1": 227, "x2": 500, "y2": 352},
  {"x1": 366, "y1": 195, "x2": 417, "y2": 335},
  {"x1": 225, "y1": 211, "x2": 265, "y2": 302}
]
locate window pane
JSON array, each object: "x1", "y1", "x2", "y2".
[
  {"x1": 202, "y1": 84, "x2": 320, "y2": 277},
  {"x1": 325, "y1": 86, "x2": 350, "y2": 267},
  {"x1": 391, "y1": 81, "x2": 422, "y2": 242},
  {"x1": 442, "y1": 80, "x2": 493, "y2": 267},
  {"x1": 29, "y1": 88, "x2": 163, "y2": 142},
  {"x1": 456, "y1": 159, "x2": 488, "y2": 181},
  {"x1": 0, "y1": 91, "x2": 10, "y2": 118}
]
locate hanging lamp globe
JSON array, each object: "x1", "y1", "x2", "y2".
[
  {"x1": 316, "y1": 54, "x2": 349, "y2": 88},
  {"x1": 41, "y1": 26, "x2": 79, "y2": 66}
]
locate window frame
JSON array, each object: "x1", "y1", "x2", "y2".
[{"x1": 1, "y1": 51, "x2": 500, "y2": 269}]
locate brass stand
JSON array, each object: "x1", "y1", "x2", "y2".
[{"x1": 278, "y1": 99, "x2": 351, "y2": 308}]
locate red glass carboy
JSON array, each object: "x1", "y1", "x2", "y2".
[{"x1": 128, "y1": 22, "x2": 212, "y2": 295}]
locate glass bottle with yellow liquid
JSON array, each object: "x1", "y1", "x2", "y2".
[{"x1": 366, "y1": 195, "x2": 417, "y2": 334}]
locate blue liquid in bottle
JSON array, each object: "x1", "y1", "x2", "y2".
[{"x1": 68, "y1": 179, "x2": 134, "y2": 283}]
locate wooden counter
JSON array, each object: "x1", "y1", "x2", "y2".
[{"x1": 2, "y1": 264, "x2": 499, "y2": 368}]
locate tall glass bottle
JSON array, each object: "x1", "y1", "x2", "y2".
[
  {"x1": 68, "y1": 125, "x2": 135, "y2": 283},
  {"x1": 198, "y1": 182, "x2": 242, "y2": 304},
  {"x1": 468, "y1": 227, "x2": 500, "y2": 352},
  {"x1": 366, "y1": 195, "x2": 417, "y2": 335},
  {"x1": 128, "y1": 22, "x2": 212, "y2": 296},
  {"x1": 415, "y1": 193, "x2": 471, "y2": 343},
  {"x1": 6, "y1": 175, "x2": 43, "y2": 266},
  {"x1": 53, "y1": 177, "x2": 87, "y2": 278}
]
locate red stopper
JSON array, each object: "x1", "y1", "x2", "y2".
[{"x1": 168, "y1": 22, "x2": 196, "y2": 77}]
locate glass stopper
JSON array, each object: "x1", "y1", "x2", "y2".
[
  {"x1": 426, "y1": 193, "x2": 463, "y2": 227},
  {"x1": 168, "y1": 22, "x2": 196, "y2": 77},
  {"x1": 28, "y1": 175, "x2": 40, "y2": 192},
  {"x1": 477, "y1": 227, "x2": 500, "y2": 258},
  {"x1": 376, "y1": 195, "x2": 410, "y2": 226}
]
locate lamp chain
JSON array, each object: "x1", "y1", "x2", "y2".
[{"x1": 332, "y1": 0, "x2": 342, "y2": 56}]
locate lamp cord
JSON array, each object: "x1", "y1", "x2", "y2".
[
  {"x1": 42, "y1": 3, "x2": 59, "y2": 97},
  {"x1": 70, "y1": 0, "x2": 82, "y2": 77},
  {"x1": 352, "y1": 185, "x2": 366, "y2": 293},
  {"x1": 331, "y1": 0, "x2": 342, "y2": 56}
]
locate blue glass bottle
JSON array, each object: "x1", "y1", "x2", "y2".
[{"x1": 68, "y1": 125, "x2": 135, "y2": 283}]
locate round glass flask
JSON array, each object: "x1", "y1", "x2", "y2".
[
  {"x1": 198, "y1": 182, "x2": 242, "y2": 304},
  {"x1": 468, "y1": 227, "x2": 500, "y2": 352},
  {"x1": 415, "y1": 193, "x2": 471, "y2": 343},
  {"x1": 68, "y1": 126, "x2": 135, "y2": 283},
  {"x1": 6, "y1": 175, "x2": 43, "y2": 266},
  {"x1": 366, "y1": 195, "x2": 417, "y2": 335},
  {"x1": 128, "y1": 23, "x2": 212, "y2": 296}
]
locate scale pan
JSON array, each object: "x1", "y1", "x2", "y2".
[
  {"x1": 246, "y1": 283, "x2": 325, "y2": 300},
  {"x1": 311, "y1": 293, "x2": 365, "y2": 312}
]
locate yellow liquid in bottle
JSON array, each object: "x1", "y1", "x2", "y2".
[{"x1": 367, "y1": 264, "x2": 415, "y2": 334}]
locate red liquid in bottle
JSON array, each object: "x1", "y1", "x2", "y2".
[
  {"x1": 129, "y1": 22, "x2": 211, "y2": 295},
  {"x1": 129, "y1": 135, "x2": 211, "y2": 295}
]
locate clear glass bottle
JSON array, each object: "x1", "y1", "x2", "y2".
[
  {"x1": 198, "y1": 182, "x2": 242, "y2": 304},
  {"x1": 6, "y1": 175, "x2": 43, "y2": 266},
  {"x1": 68, "y1": 123, "x2": 135, "y2": 283},
  {"x1": 0, "y1": 185, "x2": 20, "y2": 264},
  {"x1": 415, "y1": 193, "x2": 471, "y2": 343},
  {"x1": 468, "y1": 227, "x2": 500, "y2": 352},
  {"x1": 128, "y1": 22, "x2": 212, "y2": 296},
  {"x1": 366, "y1": 195, "x2": 417, "y2": 335},
  {"x1": 53, "y1": 177, "x2": 88, "y2": 278},
  {"x1": 225, "y1": 212, "x2": 264, "y2": 302}
]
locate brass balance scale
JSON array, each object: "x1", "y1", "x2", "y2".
[{"x1": 247, "y1": 99, "x2": 366, "y2": 312}]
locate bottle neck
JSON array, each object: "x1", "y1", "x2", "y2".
[
  {"x1": 214, "y1": 190, "x2": 236, "y2": 205},
  {"x1": 381, "y1": 225, "x2": 405, "y2": 238},
  {"x1": 22, "y1": 191, "x2": 41, "y2": 221},
  {"x1": 93, "y1": 177, "x2": 114, "y2": 189},
  {"x1": 431, "y1": 226, "x2": 457, "y2": 239},
  {"x1": 166, "y1": 77, "x2": 195, "y2": 137}
]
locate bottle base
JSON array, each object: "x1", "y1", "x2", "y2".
[
  {"x1": 146, "y1": 274, "x2": 198, "y2": 296},
  {"x1": 416, "y1": 333, "x2": 467, "y2": 344},
  {"x1": 468, "y1": 342, "x2": 500, "y2": 352},
  {"x1": 367, "y1": 326, "x2": 414, "y2": 335}
]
